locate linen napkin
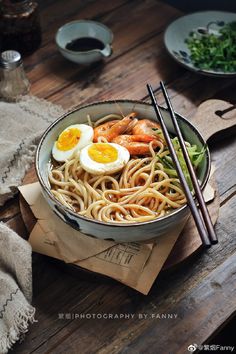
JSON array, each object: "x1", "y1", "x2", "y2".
[
  {"x1": 0, "y1": 222, "x2": 36, "y2": 354},
  {"x1": 0, "y1": 96, "x2": 65, "y2": 206},
  {"x1": 0, "y1": 96, "x2": 64, "y2": 353}
]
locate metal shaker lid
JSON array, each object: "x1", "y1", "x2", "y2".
[{"x1": 0, "y1": 50, "x2": 22, "y2": 69}]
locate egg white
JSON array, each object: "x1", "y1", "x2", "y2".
[
  {"x1": 52, "y1": 124, "x2": 94, "y2": 162},
  {"x1": 80, "y1": 143, "x2": 130, "y2": 175}
]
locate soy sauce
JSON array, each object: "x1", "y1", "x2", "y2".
[{"x1": 66, "y1": 37, "x2": 105, "y2": 52}]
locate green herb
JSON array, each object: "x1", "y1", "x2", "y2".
[
  {"x1": 152, "y1": 127, "x2": 164, "y2": 140},
  {"x1": 157, "y1": 137, "x2": 206, "y2": 190},
  {"x1": 186, "y1": 21, "x2": 236, "y2": 72}
]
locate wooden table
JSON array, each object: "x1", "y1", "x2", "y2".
[{"x1": 1, "y1": 1, "x2": 236, "y2": 353}]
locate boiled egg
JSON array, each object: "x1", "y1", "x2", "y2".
[
  {"x1": 80, "y1": 142, "x2": 130, "y2": 175},
  {"x1": 52, "y1": 124, "x2": 93, "y2": 162}
]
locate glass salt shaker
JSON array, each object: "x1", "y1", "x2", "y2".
[{"x1": 0, "y1": 50, "x2": 30, "y2": 101}]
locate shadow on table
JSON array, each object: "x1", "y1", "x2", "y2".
[
  {"x1": 161, "y1": 0, "x2": 236, "y2": 13},
  {"x1": 47, "y1": 54, "x2": 106, "y2": 88}
]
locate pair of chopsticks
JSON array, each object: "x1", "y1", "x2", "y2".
[{"x1": 147, "y1": 82, "x2": 218, "y2": 247}]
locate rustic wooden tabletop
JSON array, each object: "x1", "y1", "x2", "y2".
[{"x1": 1, "y1": 0, "x2": 236, "y2": 353}]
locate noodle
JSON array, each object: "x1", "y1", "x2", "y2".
[
  {"x1": 94, "y1": 113, "x2": 123, "y2": 127},
  {"x1": 49, "y1": 142, "x2": 187, "y2": 223},
  {"x1": 47, "y1": 111, "x2": 205, "y2": 223}
]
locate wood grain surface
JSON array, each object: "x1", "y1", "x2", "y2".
[{"x1": 0, "y1": 1, "x2": 235, "y2": 353}]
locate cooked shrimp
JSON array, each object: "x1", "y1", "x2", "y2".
[
  {"x1": 93, "y1": 120, "x2": 119, "y2": 142},
  {"x1": 132, "y1": 119, "x2": 161, "y2": 138},
  {"x1": 112, "y1": 134, "x2": 162, "y2": 155},
  {"x1": 93, "y1": 112, "x2": 137, "y2": 142}
]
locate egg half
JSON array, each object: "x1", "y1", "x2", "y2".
[
  {"x1": 80, "y1": 143, "x2": 130, "y2": 175},
  {"x1": 52, "y1": 124, "x2": 93, "y2": 162}
]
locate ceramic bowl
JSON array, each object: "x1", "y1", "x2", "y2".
[
  {"x1": 36, "y1": 100, "x2": 210, "y2": 242},
  {"x1": 164, "y1": 11, "x2": 236, "y2": 77},
  {"x1": 55, "y1": 20, "x2": 113, "y2": 65}
]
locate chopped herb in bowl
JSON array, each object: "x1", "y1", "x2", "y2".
[{"x1": 186, "y1": 21, "x2": 236, "y2": 72}]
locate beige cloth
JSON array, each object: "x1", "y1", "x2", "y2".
[
  {"x1": 0, "y1": 96, "x2": 64, "y2": 206},
  {"x1": 0, "y1": 96, "x2": 64, "y2": 353},
  {"x1": 0, "y1": 222, "x2": 36, "y2": 354}
]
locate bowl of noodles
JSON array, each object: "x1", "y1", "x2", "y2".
[{"x1": 36, "y1": 100, "x2": 210, "y2": 242}]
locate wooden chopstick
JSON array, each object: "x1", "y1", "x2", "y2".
[
  {"x1": 147, "y1": 83, "x2": 217, "y2": 247},
  {"x1": 159, "y1": 81, "x2": 218, "y2": 245}
]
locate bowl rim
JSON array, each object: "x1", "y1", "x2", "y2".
[
  {"x1": 55, "y1": 19, "x2": 114, "y2": 54},
  {"x1": 164, "y1": 10, "x2": 236, "y2": 77},
  {"x1": 35, "y1": 99, "x2": 211, "y2": 228}
]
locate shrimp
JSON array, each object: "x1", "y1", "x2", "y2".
[
  {"x1": 93, "y1": 112, "x2": 137, "y2": 142},
  {"x1": 112, "y1": 134, "x2": 162, "y2": 155},
  {"x1": 132, "y1": 119, "x2": 161, "y2": 138}
]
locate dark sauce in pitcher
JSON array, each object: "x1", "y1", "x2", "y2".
[{"x1": 65, "y1": 37, "x2": 105, "y2": 52}]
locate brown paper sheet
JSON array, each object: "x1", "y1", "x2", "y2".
[{"x1": 19, "y1": 181, "x2": 215, "y2": 295}]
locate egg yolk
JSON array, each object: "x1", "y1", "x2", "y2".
[
  {"x1": 88, "y1": 143, "x2": 118, "y2": 163},
  {"x1": 56, "y1": 128, "x2": 81, "y2": 151}
]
